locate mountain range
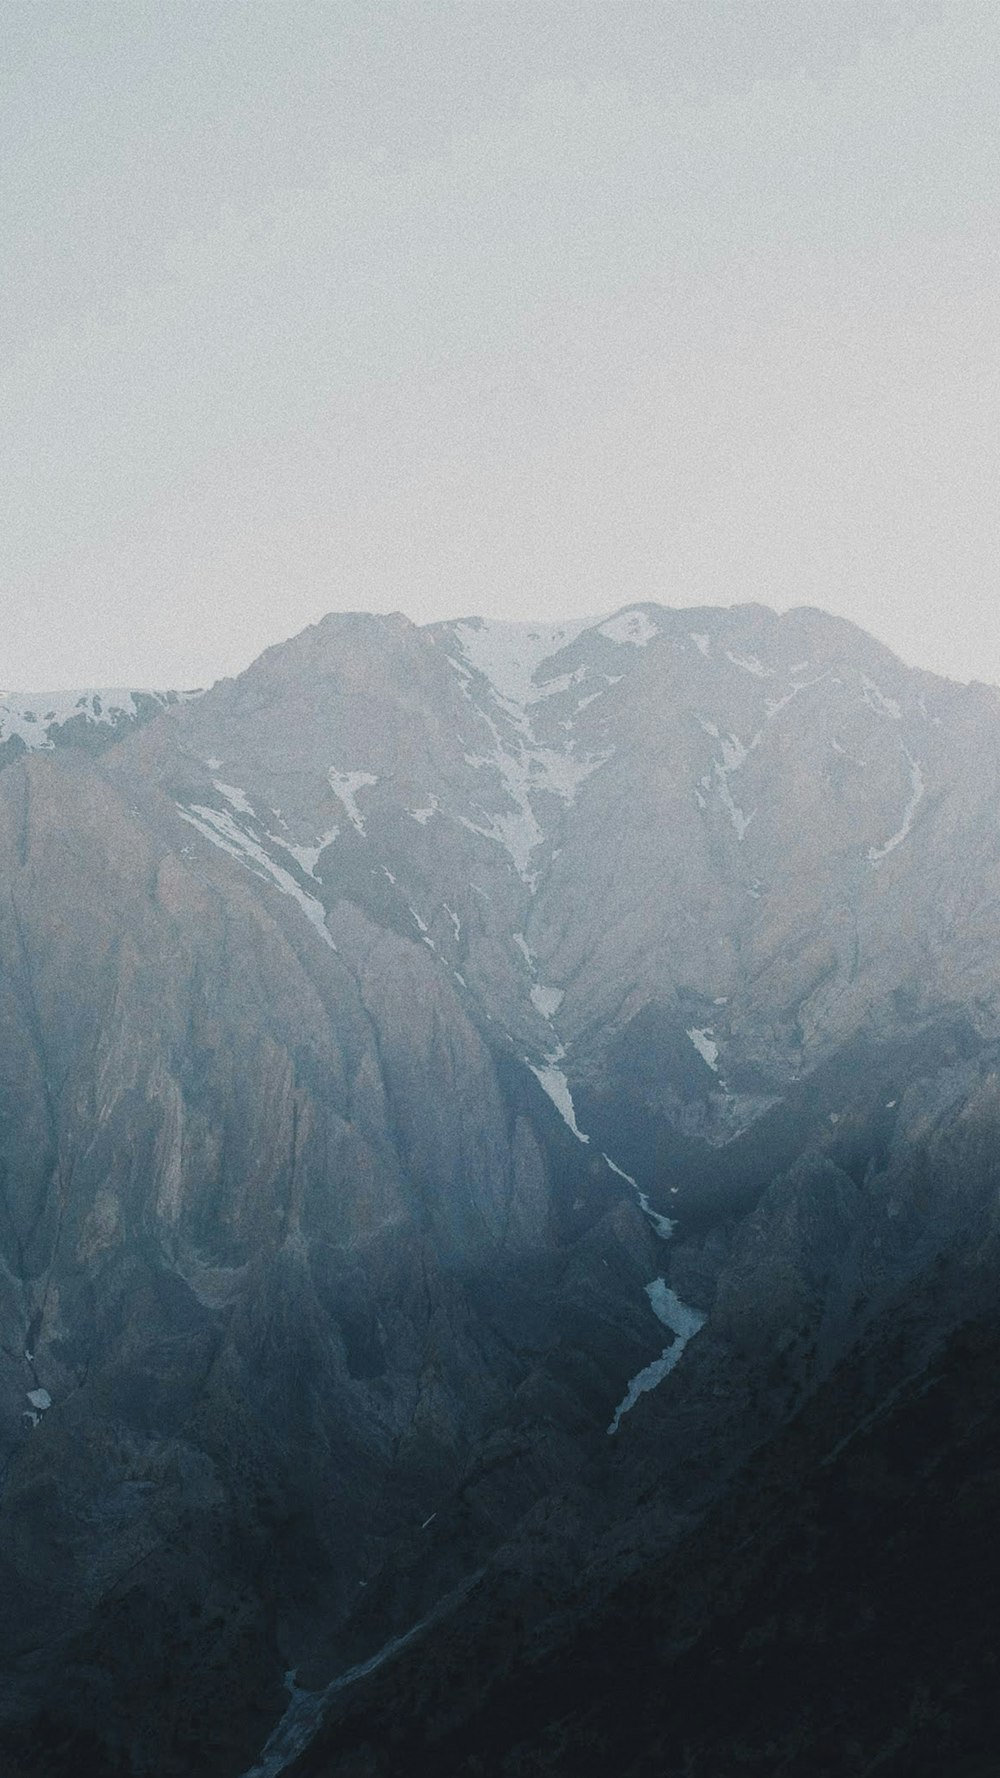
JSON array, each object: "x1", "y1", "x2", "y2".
[{"x1": 1, "y1": 600, "x2": 998, "y2": 1776}]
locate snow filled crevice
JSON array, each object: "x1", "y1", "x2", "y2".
[
  {"x1": 607, "y1": 1282, "x2": 708, "y2": 1435},
  {"x1": 514, "y1": 931, "x2": 565, "y2": 1023},
  {"x1": 712, "y1": 759, "x2": 754, "y2": 841},
  {"x1": 530, "y1": 983, "x2": 564, "y2": 1019},
  {"x1": 868, "y1": 747, "x2": 924, "y2": 866},
  {"x1": 522, "y1": 1023, "x2": 705, "y2": 1428},
  {"x1": 763, "y1": 670, "x2": 831, "y2": 721}
]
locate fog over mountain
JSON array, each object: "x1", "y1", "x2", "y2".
[{"x1": 1, "y1": 601, "x2": 999, "y2": 1776}]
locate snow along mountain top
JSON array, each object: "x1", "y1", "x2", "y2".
[{"x1": 0, "y1": 687, "x2": 202, "y2": 752}]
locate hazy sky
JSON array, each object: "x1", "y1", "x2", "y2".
[{"x1": 2, "y1": 1, "x2": 998, "y2": 690}]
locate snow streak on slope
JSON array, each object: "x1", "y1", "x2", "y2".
[
  {"x1": 241, "y1": 1569, "x2": 487, "y2": 1778},
  {"x1": 529, "y1": 1054, "x2": 590, "y2": 1142},
  {"x1": 603, "y1": 1155, "x2": 675, "y2": 1240},
  {"x1": 177, "y1": 804, "x2": 337, "y2": 950},
  {"x1": 869, "y1": 748, "x2": 924, "y2": 866}
]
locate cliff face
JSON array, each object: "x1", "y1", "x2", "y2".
[{"x1": 2, "y1": 602, "x2": 1000, "y2": 1774}]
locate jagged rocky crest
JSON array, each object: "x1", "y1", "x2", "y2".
[{"x1": 1, "y1": 602, "x2": 999, "y2": 1776}]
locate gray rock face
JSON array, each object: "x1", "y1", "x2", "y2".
[{"x1": 2, "y1": 600, "x2": 1000, "y2": 1774}]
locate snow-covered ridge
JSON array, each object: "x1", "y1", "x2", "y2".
[{"x1": 1, "y1": 687, "x2": 198, "y2": 751}]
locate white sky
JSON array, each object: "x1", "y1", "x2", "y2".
[{"x1": 2, "y1": 2, "x2": 998, "y2": 690}]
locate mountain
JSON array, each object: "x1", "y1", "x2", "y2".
[{"x1": 1, "y1": 601, "x2": 999, "y2": 1775}]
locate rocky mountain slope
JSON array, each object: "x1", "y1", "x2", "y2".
[{"x1": 1, "y1": 601, "x2": 999, "y2": 1775}]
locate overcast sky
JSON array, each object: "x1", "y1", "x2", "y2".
[{"x1": 2, "y1": 1, "x2": 998, "y2": 690}]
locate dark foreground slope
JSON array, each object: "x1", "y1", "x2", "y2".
[
  {"x1": 295, "y1": 1275, "x2": 1000, "y2": 1778},
  {"x1": 289, "y1": 1084, "x2": 1000, "y2": 1778}
]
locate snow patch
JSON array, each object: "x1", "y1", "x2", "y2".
[
  {"x1": 328, "y1": 770, "x2": 378, "y2": 835},
  {"x1": 686, "y1": 1027, "x2": 720, "y2": 1071},
  {"x1": 530, "y1": 983, "x2": 564, "y2": 1020},
  {"x1": 26, "y1": 1388, "x2": 51, "y2": 1411},
  {"x1": 450, "y1": 617, "x2": 589, "y2": 707},
  {"x1": 690, "y1": 632, "x2": 710, "y2": 657},
  {"x1": 408, "y1": 797, "x2": 439, "y2": 825}
]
